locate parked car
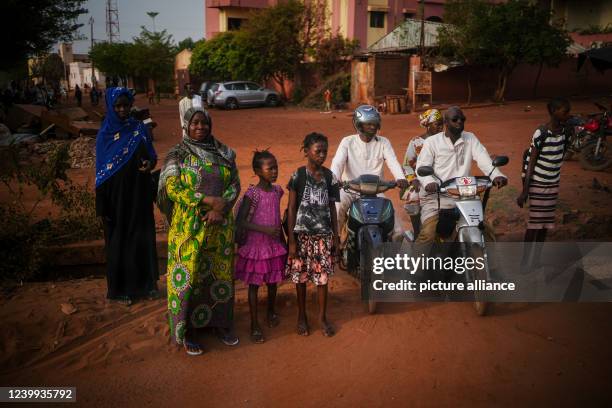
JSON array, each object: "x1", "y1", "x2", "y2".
[
  {"x1": 207, "y1": 81, "x2": 280, "y2": 109},
  {"x1": 199, "y1": 81, "x2": 214, "y2": 105}
]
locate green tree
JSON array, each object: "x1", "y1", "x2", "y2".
[
  {"x1": 437, "y1": 0, "x2": 571, "y2": 102},
  {"x1": 41, "y1": 53, "x2": 66, "y2": 85},
  {"x1": 1, "y1": 0, "x2": 87, "y2": 70},
  {"x1": 239, "y1": 0, "x2": 306, "y2": 98},
  {"x1": 128, "y1": 27, "x2": 176, "y2": 90},
  {"x1": 89, "y1": 41, "x2": 132, "y2": 85},
  {"x1": 189, "y1": 32, "x2": 237, "y2": 81},
  {"x1": 315, "y1": 34, "x2": 360, "y2": 77},
  {"x1": 177, "y1": 37, "x2": 196, "y2": 52},
  {"x1": 437, "y1": 0, "x2": 491, "y2": 104}
]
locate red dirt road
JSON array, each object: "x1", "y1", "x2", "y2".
[{"x1": 2, "y1": 98, "x2": 612, "y2": 407}]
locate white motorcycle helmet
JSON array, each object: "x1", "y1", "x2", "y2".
[{"x1": 353, "y1": 104, "x2": 381, "y2": 138}]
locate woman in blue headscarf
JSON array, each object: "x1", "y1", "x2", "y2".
[{"x1": 95, "y1": 87, "x2": 159, "y2": 305}]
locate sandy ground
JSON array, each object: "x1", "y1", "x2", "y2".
[{"x1": 1, "y1": 96, "x2": 612, "y2": 406}]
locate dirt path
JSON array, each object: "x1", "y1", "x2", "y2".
[{"x1": 1, "y1": 97, "x2": 612, "y2": 406}]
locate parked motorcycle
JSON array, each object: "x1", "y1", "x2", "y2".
[
  {"x1": 416, "y1": 155, "x2": 509, "y2": 316},
  {"x1": 578, "y1": 103, "x2": 612, "y2": 171},
  {"x1": 339, "y1": 174, "x2": 397, "y2": 314}
]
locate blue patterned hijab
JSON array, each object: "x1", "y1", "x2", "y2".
[{"x1": 95, "y1": 87, "x2": 157, "y2": 187}]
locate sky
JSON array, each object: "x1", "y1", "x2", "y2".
[{"x1": 70, "y1": 0, "x2": 205, "y2": 54}]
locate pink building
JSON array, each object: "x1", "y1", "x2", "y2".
[{"x1": 205, "y1": 0, "x2": 446, "y2": 49}]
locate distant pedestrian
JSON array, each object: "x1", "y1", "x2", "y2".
[
  {"x1": 324, "y1": 88, "x2": 332, "y2": 113},
  {"x1": 75, "y1": 85, "x2": 82, "y2": 107},
  {"x1": 147, "y1": 88, "x2": 155, "y2": 105},
  {"x1": 91, "y1": 84, "x2": 100, "y2": 106}
]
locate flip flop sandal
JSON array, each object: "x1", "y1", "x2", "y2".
[
  {"x1": 250, "y1": 329, "x2": 265, "y2": 344},
  {"x1": 115, "y1": 296, "x2": 132, "y2": 306},
  {"x1": 216, "y1": 329, "x2": 240, "y2": 347},
  {"x1": 184, "y1": 340, "x2": 203, "y2": 356},
  {"x1": 267, "y1": 313, "x2": 280, "y2": 328},
  {"x1": 296, "y1": 322, "x2": 310, "y2": 336}
]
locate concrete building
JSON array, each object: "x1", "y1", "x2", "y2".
[
  {"x1": 543, "y1": 0, "x2": 612, "y2": 32},
  {"x1": 68, "y1": 62, "x2": 105, "y2": 90},
  {"x1": 175, "y1": 49, "x2": 194, "y2": 97},
  {"x1": 205, "y1": 0, "x2": 445, "y2": 49}
]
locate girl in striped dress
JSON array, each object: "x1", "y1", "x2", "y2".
[{"x1": 517, "y1": 98, "x2": 571, "y2": 267}]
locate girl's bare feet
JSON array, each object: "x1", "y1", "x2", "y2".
[
  {"x1": 267, "y1": 312, "x2": 280, "y2": 328},
  {"x1": 321, "y1": 320, "x2": 335, "y2": 337},
  {"x1": 297, "y1": 319, "x2": 310, "y2": 336}
]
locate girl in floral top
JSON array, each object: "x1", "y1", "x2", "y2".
[{"x1": 286, "y1": 132, "x2": 340, "y2": 337}]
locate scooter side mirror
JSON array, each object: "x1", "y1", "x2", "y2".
[
  {"x1": 492, "y1": 156, "x2": 509, "y2": 167},
  {"x1": 417, "y1": 166, "x2": 434, "y2": 177}
]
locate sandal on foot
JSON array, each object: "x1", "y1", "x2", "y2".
[
  {"x1": 115, "y1": 296, "x2": 132, "y2": 306},
  {"x1": 321, "y1": 322, "x2": 335, "y2": 337},
  {"x1": 296, "y1": 322, "x2": 310, "y2": 336},
  {"x1": 184, "y1": 340, "x2": 203, "y2": 356},
  {"x1": 267, "y1": 313, "x2": 280, "y2": 328},
  {"x1": 250, "y1": 328, "x2": 265, "y2": 344},
  {"x1": 216, "y1": 328, "x2": 240, "y2": 347}
]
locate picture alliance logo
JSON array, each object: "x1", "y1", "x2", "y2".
[{"x1": 372, "y1": 254, "x2": 486, "y2": 275}]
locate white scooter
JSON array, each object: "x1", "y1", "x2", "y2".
[{"x1": 416, "y1": 155, "x2": 509, "y2": 316}]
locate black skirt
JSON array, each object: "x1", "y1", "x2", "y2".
[{"x1": 96, "y1": 142, "x2": 159, "y2": 299}]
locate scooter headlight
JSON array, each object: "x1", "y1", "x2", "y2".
[
  {"x1": 455, "y1": 177, "x2": 476, "y2": 198},
  {"x1": 457, "y1": 184, "x2": 477, "y2": 197}
]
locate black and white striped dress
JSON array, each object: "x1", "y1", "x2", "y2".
[{"x1": 527, "y1": 126, "x2": 566, "y2": 229}]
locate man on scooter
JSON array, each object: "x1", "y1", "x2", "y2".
[
  {"x1": 415, "y1": 106, "x2": 508, "y2": 243},
  {"x1": 330, "y1": 105, "x2": 409, "y2": 241}
]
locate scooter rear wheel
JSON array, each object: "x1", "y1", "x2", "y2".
[{"x1": 580, "y1": 140, "x2": 612, "y2": 171}]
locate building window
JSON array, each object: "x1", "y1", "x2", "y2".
[
  {"x1": 370, "y1": 11, "x2": 385, "y2": 28},
  {"x1": 426, "y1": 16, "x2": 443, "y2": 23},
  {"x1": 228, "y1": 18, "x2": 244, "y2": 31},
  {"x1": 404, "y1": 13, "x2": 415, "y2": 21}
]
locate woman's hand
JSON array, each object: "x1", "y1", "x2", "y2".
[
  {"x1": 202, "y1": 210, "x2": 224, "y2": 225},
  {"x1": 203, "y1": 196, "x2": 226, "y2": 213},
  {"x1": 138, "y1": 159, "x2": 154, "y2": 173},
  {"x1": 261, "y1": 226, "x2": 283, "y2": 239},
  {"x1": 410, "y1": 178, "x2": 421, "y2": 192}
]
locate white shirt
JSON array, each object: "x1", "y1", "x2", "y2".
[
  {"x1": 416, "y1": 131, "x2": 505, "y2": 186},
  {"x1": 330, "y1": 134, "x2": 405, "y2": 182}
]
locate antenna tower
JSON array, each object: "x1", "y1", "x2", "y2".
[{"x1": 106, "y1": 0, "x2": 120, "y2": 43}]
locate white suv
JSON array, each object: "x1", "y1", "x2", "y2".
[{"x1": 207, "y1": 81, "x2": 280, "y2": 109}]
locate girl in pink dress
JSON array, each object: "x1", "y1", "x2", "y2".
[{"x1": 234, "y1": 150, "x2": 287, "y2": 343}]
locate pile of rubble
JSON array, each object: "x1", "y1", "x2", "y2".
[{"x1": 68, "y1": 136, "x2": 96, "y2": 169}]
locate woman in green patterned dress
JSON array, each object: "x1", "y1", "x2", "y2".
[{"x1": 158, "y1": 107, "x2": 240, "y2": 355}]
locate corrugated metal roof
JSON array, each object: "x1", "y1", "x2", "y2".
[
  {"x1": 368, "y1": 18, "x2": 586, "y2": 57},
  {"x1": 367, "y1": 18, "x2": 445, "y2": 53}
]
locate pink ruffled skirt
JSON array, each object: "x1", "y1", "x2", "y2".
[{"x1": 235, "y1": 242, "x2": 287, "y2": 286}]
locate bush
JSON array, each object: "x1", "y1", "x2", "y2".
[
  {"x1": 300, "y1": 72, "x2": 351, "y2": 109},
  {"x1": 0, "y1": 144, "x2": 102, "y2": 282}
]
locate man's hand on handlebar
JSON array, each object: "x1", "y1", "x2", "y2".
[
  {"x1": 492, "y1": 176, "x2": 507, "y2": 189},
  {"x1": 424, "y1": 182, "x2": 439, "y2": 193},
  {"x1": 396, "y1": 179, "x2": 409, "y2": 190}
]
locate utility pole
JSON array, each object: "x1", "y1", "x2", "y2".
[
  {"x1": 89, "y1": 17, "x2": 96, "y2": 86},
  {"x1": 419, "y1": 0, "x2": 425, "y2": 57}
]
